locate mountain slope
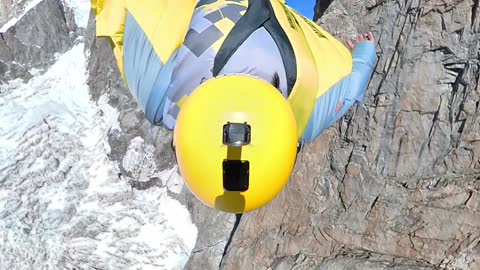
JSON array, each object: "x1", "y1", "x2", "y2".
[{"x1": 0, "y1": 1, "x2": 198, "y2": 269}]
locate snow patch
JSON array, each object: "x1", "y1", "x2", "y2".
[
  {"x1": 160, "y1": 166, "x2": 185, "y2": 194},
  {"x1": 0, "y1": 43, "x2": 197, "y2": 269},
  {"x1": 63, "y1": 0, "x2": 91, "y2": 28},
  {"x1": 122, "y1": 136, "x2": 158, "y2": 180},
  {"x1": 122, "y1": 137, "x2": 185, "y2": 193}
]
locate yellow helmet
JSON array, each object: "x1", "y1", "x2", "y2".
[{"x1": 174, "y1": 75, "x2": 298, "y2": 213}]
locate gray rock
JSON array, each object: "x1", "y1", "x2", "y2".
[
  {"x1": 219, "y1": 0, "x2": 480, "y2": 269},
  {"x1": 0, "y1": 0, "x2": 27, "y2": 25},
  {"x1": 0, "y1": 0, "x2": 76, "y2": 81},
  {"x1": 85, "y1": 12, "x2": 178, "y2": 175}
]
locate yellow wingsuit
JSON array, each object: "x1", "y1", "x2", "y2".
[
  {"x1": 90, "y1": 0, "x2": 352, "y2": 138},
  {"x1": 90, "y1": 0, "x2": 377, "y2": 213}
]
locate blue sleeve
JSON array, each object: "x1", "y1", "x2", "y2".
[
  {"x1": 301, "y1": 41, "x2": 377, "y2": 142},
  {"x1": 123, "y1": 12, "x2": 175, "y2": 126}
]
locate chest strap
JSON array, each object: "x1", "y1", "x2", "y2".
[{"x1": 213, "y1": 0, "x2": 297, "y2": 95}]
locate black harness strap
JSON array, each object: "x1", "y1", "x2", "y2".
[{"x1": 212, "y1": 0, "x2": 297, "y2": 95}]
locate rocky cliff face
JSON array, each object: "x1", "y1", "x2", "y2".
[
  {"x1": 218, "y1": 0, "x2": 480, "y2": 269},
  {"x1": 0, "y1": 0, "x2": 77, "y2": 82},
  {"x1": 0, "y1": 0, "x2": 27, "y2": 25},
  {"x1": 85, "y1": 0, "x2": 480, "y2": 269},
  {"x1": 0, "y1": 0, "x2": 15, "y2": 24}
]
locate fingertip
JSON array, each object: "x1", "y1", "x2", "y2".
[
  {"x1": 346, "y1": 40, "x2": 354, "y2": 49},
  {"x1": 368, "y1": 32, "x2": 374, "y2": 40}
]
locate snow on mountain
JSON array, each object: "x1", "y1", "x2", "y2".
[
  {"x1": 63, "y1": 0, "x2": 90, "y2": 28},
  {"x1": 0, "y1": 43, "x2": 197, "y2": 269},
  {"x1": 0, "y1": 0, "x2": 90, "y2": 32}
]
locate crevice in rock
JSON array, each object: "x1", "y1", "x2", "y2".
[
  {"x1": 374, "y1": 5, "x2": 412, "y2": 100},
  {"x1": 219, "y1": 213, "x2": 243, "y2": 269},
  {"x1": 444, "y1": 62, "x2": 468, "y2": 140},
  {"x1": 320, "y1": 248, "x2": 440, "y2": 268},
  {"x1": 128, "y1": 177, "x2": 161, "y2": 190},
  {"x1": 440, "y1": 12, "x2": 447, "y2": 31},
  {"x1": 338, "y1": 184, "x2": 348, "y2": 210},
  {"x1": 367, "y1": 0, "x2": 385, "y2": 12},
  {"x1": 430, "y1": 46, "x2": 455, "y2": 55},
  {"x1": 1, "y1": 36, "x2": 14, "y2": 60},
  {"x1": 366, "y1": 195, "x2": 380, "y2": 218},
  {"x1": 394, "y1": 136, "x2": 405, "y2": 175},
  {"x1": 407, "y1": 5, "x2": 422, "y2": 41},
  {"x1": 472, "y1": 0, "x2": 479, "y2": 29},
  {"x1": 56, "y1": 0, "x2": 69, "y2": 29},
  {"x1": 464, "y1": 190, "x2": 474, "y2": 205},
  {"x1": 270, "y1": 255, "x2": 289, "y2": 269},
  {"x1": 191, "y1": 240, "x2": 226, "y2": 254},
  {"x1": 427, "y1": 101, "x2": 442, "y2": 142},
  {"x1": 313, "y1": 0, "x2": 334, "y2": 21},
  {"x1": 338, "y1": 149, "x2": 356, "y2": 210}
]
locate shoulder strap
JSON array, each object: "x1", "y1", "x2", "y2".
[{"x1": 213, "y1": 0, "x2": 297, "y2": 96}]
